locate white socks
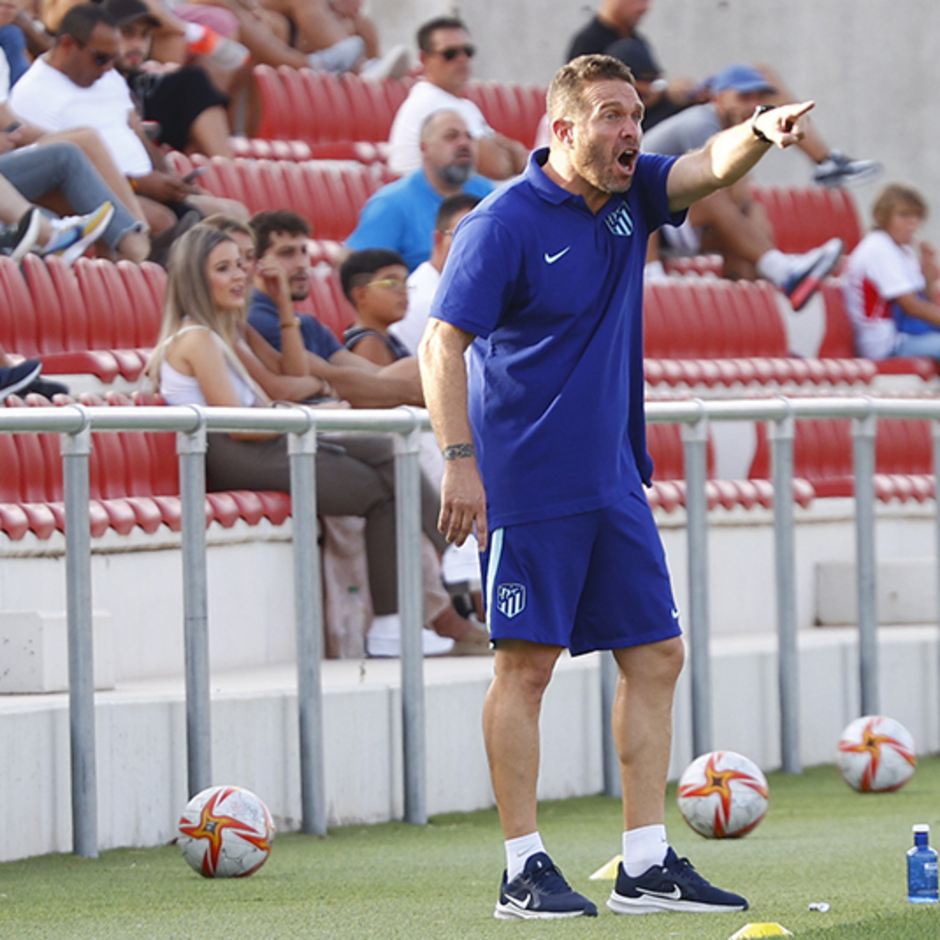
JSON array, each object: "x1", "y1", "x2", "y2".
[
  {"x1": 755, "y1": 248, "x2": 792, "y2": 287},
  {"x1": 622, "y1": 824, "x2": 668, "y2": 877},
  {"x1": 505, "y1": 831, "x2": 546, "y2": 881}
]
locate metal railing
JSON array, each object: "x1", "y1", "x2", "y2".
[{"x1": 1, "y1": 396, "x2": 938, "y2": 855}]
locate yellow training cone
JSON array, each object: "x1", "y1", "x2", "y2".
[
  {"x1": 728, "y1": 924, "x2": 793, "y2": 939},
  {"x1": 588, "y1": 854, "x2": 622, "y2": 880}
]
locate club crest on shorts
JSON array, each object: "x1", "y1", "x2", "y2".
[{"x1": 496, "y1": 582, "x2": 526, "y2": 619}]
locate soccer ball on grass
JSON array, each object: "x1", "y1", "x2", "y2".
[
  {"x1": 835, "y1": 715, "x2": 916, "y2": 793},
  {"x1": 177, "y1": 784, "x2": 275, "y2": 877},
  {"x1": 677, "y1": 750, "x2": 769, "y2": 839}
]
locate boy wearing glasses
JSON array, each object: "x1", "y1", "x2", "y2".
[
  {"x1": 388, "y1": 16, "x2": 527, "y2": 181},
  {"x1": 339, "y1": 248, "x2": 412, "y2": 365}
]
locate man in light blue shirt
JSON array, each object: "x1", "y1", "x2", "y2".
[{"x1": 345, "y1": 109, "x2": 494, "y2": 272}]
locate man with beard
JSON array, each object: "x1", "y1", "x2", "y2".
[
  {"x1": 245, "y1": 209, "x2": 425, "y2": 407},
  {"x1": 418, "y1": 54, "x2": 815, "y2": 919},
  {"x1": 104, "y1": 0, "x2": 233, "y2": 158},
  {"x1": 345, "y1": 109, "x2": 492, "y2": 273}
]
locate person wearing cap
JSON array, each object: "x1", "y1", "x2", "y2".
[
  {"x1": 105, "y1": 0, "x2": 234, "y2": 158},
  {"x1": 641, "y1": 62, "x2": 876, "y2": 307}
]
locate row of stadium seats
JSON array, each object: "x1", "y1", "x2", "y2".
[
  {"x1": 3, "y1": 395, "x2": 929, "y2": 541},
  {"x1": 252, "y1": 67, "x2": 547, "y2": 153},
  {"x1": 3, "y1": 253, "x2": 934, "y2": 391},
  {"x1": 0, "y1": 392, "x2": 290, "y2": 541},
  {"x1": 646, "y1": 417, "x2": 935, "y2": 510}
]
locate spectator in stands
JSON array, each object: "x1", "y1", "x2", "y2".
[
  {"x1": 0, "y1": 141, "x2": 147, "y2": 261},
  {"x1": 246, "y1": 209, "x2": 426, "y2": 407},
  {"x1": 336, "y1": 244, "x2": 490, "y2": 654},
  {"x1": 392, "y1": 193, "x2": 481, "y2": 355},
  {"x1": 567, "y1": 0, "x2": 702, "y2": 121},
  {"x1": 340, "y1": 248, "x2": 410, "y2": 364},
  {"x1": 148, "y1": 222, "x2": 455, "y2": 656},
  {"x1": 345, "y1": 109, "x2": 493, "y2": 272},
  {"x1": 843, "y1": 183, "x2": 940, "y2": 362},
  {"x1": 257, "y1": 0, "x2": 409, "y2": 78},
  {"x1": 105, "y1": 0, "x2": 234, "y2": 158},
  {"x1": 642, "y1": 63, "x2": 844, "y2": 308},
  {"x1": 10, "y1": 4, "x2": 248, "y2": 248},
  {"x1": 569, "y1": 2, "x2": 879, "y2": 188},
  {"x1": 387, "y1": 16, "x2": 528, "y2": 180}
]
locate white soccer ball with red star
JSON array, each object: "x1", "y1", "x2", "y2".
[
  {"x1": 836, "y1": 715, "x2": 917, "y2": 793},
  {"x1": 177, "y1": 785, "x2": 275, "y2": 877},
  {"x1": 677, "y1": 750, "x2": 769, "y2": 839}
]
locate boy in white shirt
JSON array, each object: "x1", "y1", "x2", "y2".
[{"x1": 842, "y1": 183, "x2": 940, "y2": 361}]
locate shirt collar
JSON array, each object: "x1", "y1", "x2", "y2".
[{"x1": 526, "y1": 147, "x2": 630, "y2": 222}]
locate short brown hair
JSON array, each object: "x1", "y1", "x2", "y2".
[
  {"x1": 248, "y1": 210, "x2": 311, "y2": 257},
  {"x1": 871, "y1": 183, "x2": 928, "y2": 231},
  {"x1": 546, "y1": 54, "x2": 636, "y2": 123}
]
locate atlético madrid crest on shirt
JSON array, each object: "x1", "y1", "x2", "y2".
[
  {"x1": 496, "y1": 583, "x2": 526, "y2": 619},
  {"x1": 605, "y1": 203, "x2": 634, "y2": 237}
]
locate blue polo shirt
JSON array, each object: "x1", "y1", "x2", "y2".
[
  {"x1": 247, "y1": 288, "x2": 341, "y2": 359},
  {"x1": 345, "y1": 168, "x2": 494, "y2": 272},
  {"x1": 431, "y1": 148, "x2": 683, "y2": 530}
]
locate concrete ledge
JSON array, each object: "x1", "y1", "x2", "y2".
[{"x1": 1, "y1": 625, "x2": 937, "y2": 862}]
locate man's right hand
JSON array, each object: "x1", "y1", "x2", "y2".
[{"x1": 439, "y1": 456, "x2": 488, "y2": 551}]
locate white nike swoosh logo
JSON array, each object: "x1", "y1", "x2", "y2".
[
  {"x1": 507, "y1": 892, "x2": 532, "y2": 909},
  {"x1": 671, "y1": 608, "x2": 680, "y2": 619},
  {"x1": 544, "y1": 247, "x2": 571, "y2": 264},
  {"x1": 637, "y1": 886, "x2": 682, "y2": 900}
]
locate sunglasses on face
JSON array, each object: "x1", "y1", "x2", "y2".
[
  {"x1": 366, "y1": 278, "x2": 407, "y2": 291},
  {"x1": 76, "y1": 40, "x2": 115, "y2": 66},
  {"x1": 434, "y1": 44, "x2": 475, "y2": 61}
]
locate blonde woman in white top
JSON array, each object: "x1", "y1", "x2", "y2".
[{"x1": 147, "y1": 224, "x2": 455, "y2": 654}]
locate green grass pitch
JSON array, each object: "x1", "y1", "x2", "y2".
[{"x1": 2, "y1": 759, "x2": 940, "y2": 939}]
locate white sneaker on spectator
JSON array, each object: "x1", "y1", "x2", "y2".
[
  {"x1": 307, "y1": 35, "x2": 365, "y2": 74},
  {"x1": 781, "y1": 237, "x2": 844, "y2": 311},
  {"x1": 43, "y1": 202, "x2": 115, "y2": 265},
  {"x1": 360, "y1": 45, "x2": 411, "y2": 80},
  {"x1": 366, "y1": 614, "x2": 455, "y2": 657}
]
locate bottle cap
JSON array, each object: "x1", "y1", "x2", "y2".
[{"x1": 913, "y1": 824, "x2": 930, "y2": 834}]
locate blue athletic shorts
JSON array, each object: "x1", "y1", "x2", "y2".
[{"x1": 481, "y1": 489, "x2": 681, "y2": 656}]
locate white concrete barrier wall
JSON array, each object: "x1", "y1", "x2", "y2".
[{"x1": 2, "y1": 627, "x2": 937, "y2": 862}]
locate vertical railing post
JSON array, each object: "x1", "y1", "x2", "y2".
[
  {"x1": 770, "y1": 410, "x2": 801, "y2": 773},
  {"x1": 600, "y1": 651, "x2": 622, "y2": 797},
  {"x1": 852, "y1": 409, "x2": 879, "y2": 715},
  {"x1": 177, "y1": 415, "x2": 211, "y2": 797},
  {"x1": 395, "y1": 414, "x2": 426, "y2": 824},
  {"x1": 62, "y1": 414, "x2": 98, "y2": 858},
  {"x1": 288, "y1": 417, "x2": 327, "y2": 836},
  {"x1": 682, "y1": 410, "x2": 712, "y2": 756}
]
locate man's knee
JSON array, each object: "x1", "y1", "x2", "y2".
[
  {"x1": 494, "y1": 641, "x2": 561, "y2": 700},
  {"x1": 617, "y1": 636, "x2": 684, "y2": 686}
]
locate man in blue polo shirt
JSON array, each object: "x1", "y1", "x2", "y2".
[
  {"x1": 420, "y1": 54, "x2": 815, "y2": 920},
  {"x1": 345, "y1": 109, "x2": 494, "y2": 272}
]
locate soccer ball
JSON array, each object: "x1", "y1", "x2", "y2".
[
  {"x1": 836, "y1": 715, "x2": 917, "y2": 793},
  {"x1": 177, "y1": 785, "x2": 275, "y2": 877},
  {"x1": 677, "y1": 750, "x2": 769, "y2": 839}
]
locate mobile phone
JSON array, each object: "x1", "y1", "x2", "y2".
[
  {"x1": 182, "y1": 167, "x2": 206, "y2": 183},
  {"x1": 3, "y1": 121, "x2": 21, "y2": 133}
]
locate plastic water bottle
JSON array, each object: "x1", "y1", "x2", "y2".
[{"x1": 907, "y1": 824, "x2": 938, "y2": 903}]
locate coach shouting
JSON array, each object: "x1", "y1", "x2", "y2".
[{"x1": 419, "y1": 54, "x2": 813, "y2": 919}]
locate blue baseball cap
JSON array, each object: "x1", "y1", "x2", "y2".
[{"x1": 709, "y1": 63, "x2": 776, "y2": 94}]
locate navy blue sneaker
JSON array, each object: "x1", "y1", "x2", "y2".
[
  {"x1": 495, "y1": 852, "x2": 598, "y2": 920},
  {"x1": 607, "y1": 848, "x2": 748, "y2": 914}
]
